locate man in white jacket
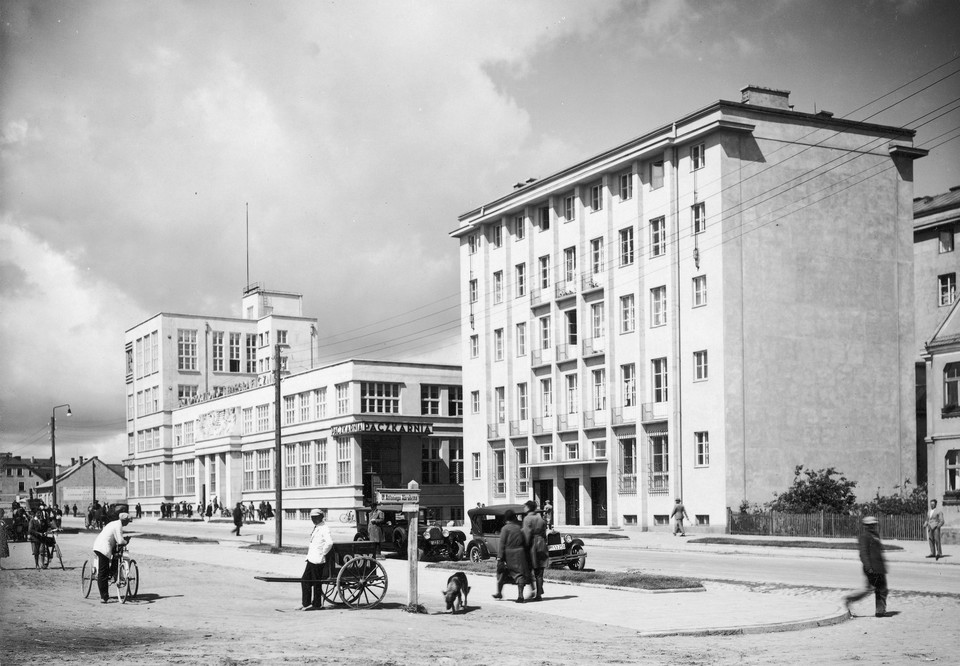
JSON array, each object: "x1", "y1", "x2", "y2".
[
  {"x1": 300, "y1": 509, "x2": 333, "y2": 610},
  {"x1": 92, "y1": 512, "x2": 131, "y2": 603}
]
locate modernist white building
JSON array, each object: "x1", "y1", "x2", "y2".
[
  {"x1": 124, "y1": 286, "x2": 463, "y2": 521},
  {"x1": 452, "y1": 86, "x2": 924, "y2": 531}
]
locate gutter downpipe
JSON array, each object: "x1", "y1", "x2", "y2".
[{"x1": 672, "y1": 128, "x2": 684, "y2": 503}]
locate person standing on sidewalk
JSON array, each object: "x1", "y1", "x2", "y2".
[
  {"x1": 926, "y1": 499, "x2": 944, "y2": 560},
  {"x1": 844, "y1": 516, "x2": 888, "y2": 617},
  {"x1": 367, "y1": 502, "x2": 386, "y2": 557},
  {"x1": 492, "y1": 509, "x2": 530, "y2": 604},
  {"x1": 522, "y1": 500, "x2": 548, "y2": 601},
  {"x1": 231, "y1": 502, "x2": 244, "y2": 536},
  {"x1": 300, "y1": 509, "x2": 333, "y2": 610},
  {"x1": 671, "y1": 498, "x2": 690, "y2": 536}
]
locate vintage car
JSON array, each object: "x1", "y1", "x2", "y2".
[
  {"x1": 354, "y1": 505, "x2": 466, "y2": 561},
  {"x1": 465, "y1": 503, "x2": 587, "y2": 570}
]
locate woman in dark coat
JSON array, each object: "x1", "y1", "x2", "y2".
[{"x1": 492, "y1": 509, "x2": 530, "y2": 603}]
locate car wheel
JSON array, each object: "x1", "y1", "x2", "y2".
[
  {"x1": 468, "y1": 546, "x2": 482, "y2": 563},
  {"x1": 354, "y1": 533, "x2": 369, "y2": 542},
  {"x1": 567, "y1": 545, "x2": 586, "y2": 570}
]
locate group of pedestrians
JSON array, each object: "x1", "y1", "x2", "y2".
[
  {"x1": 492, "y1": 500, "x2": 549, "y2": 603},
  {"x1": 158, "y1": 501, "x2": 193, "y2": 519}
]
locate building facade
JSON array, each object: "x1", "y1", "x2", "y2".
[
  {"x1": 452, "y1": 86, "x2": 923, "y2": 531},
  {"x1": 0, "y1": 454, "x2": 53, "y2": 505},
  {"x1": 123, "y1": 287, "x2": 463, "y2": 521},
  {"x1": 35, "y1": 456, "x2": 126, "y2": 509}
]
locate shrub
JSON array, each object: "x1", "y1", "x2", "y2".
[
  {"x1": 856, "y1": 480, "x2": 927, "y2": 515},
  {"x1": 768, "y1": 466, "x2": 858, "y2": 513}
]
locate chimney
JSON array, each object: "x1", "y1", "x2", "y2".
[
  {"x1": 79, "y1": 456, "x2": 84, "y2": 464},
  {"x1": 71, "y1": 457, "x2": 76, "y2": 466},
  {"x1": 740, "y1": 85, "x2": 792, "y2": 110}
]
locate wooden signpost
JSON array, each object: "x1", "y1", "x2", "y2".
[{"x1": 377, "y1": 480, "x2": 420, "y2": 607}]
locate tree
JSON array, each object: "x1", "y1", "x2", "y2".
[
  {"x1": 768, "y1": 466, "x2": 858, "y2": 513},
  {"x1": 857, "y1": 480, "x2": 927, "y2": 515}
]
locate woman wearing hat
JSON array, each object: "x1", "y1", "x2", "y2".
[{"x1": 491, "y1": 509, "x2": 530, "y2": 603}]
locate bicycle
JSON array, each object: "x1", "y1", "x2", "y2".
[
  {"x1": 38, "y1": 529, "x2": 64, "y2": 570},
  {"x1": 81, "y1": 539, "x2": 140, "y2": 603}
]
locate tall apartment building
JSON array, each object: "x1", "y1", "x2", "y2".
[
  {"x1": 452, "y1": 86, "x2": 924, "y2": 531},
  {"x1": 123, "y1": 285, "x2": 463, "y2": 519}
]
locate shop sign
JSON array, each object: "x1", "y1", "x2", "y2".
[{"x1": 331, "y1": 421, "x2": 433, "y2": 436}]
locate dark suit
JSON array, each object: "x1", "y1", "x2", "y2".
[
  {"x1": 522, "y1": 512, "x2": 549, "y2": 599},
  {"x1": 846, "y1": 527, "x2": 887, "y2": 615}
]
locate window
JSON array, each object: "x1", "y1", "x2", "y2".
[
  {"x1": 650, "y1": 217, "x2": 666, "y2": 257},
  {"x1": 565, "y1": 440, "x2": 580, "y2": 460},
  {"x1": 177, "y1": 329, "x2": 197, "y2": 371},
  {"x1": 695, "y1": 431, "x2": 710, "y2": 466},
  {"x1": 592, "y1": 369, "x2": 606, "y2": 410},
  {"x1": 517, "y1": 447, "x2": 529, "y2": 493},
  {"x1": 212, "y1": 331, "x2": 224, "y2": 371},
  {"x1": 696, "y1": 515, "x2": 710, "y2": 526},
  {"x1": 336, "y1": 438, "x2": 352, "y2": 485},
  {"x1": 540, "y1": 378, "x2": 553, "y2": 417},
  {"x1": 946, "y1": 450, "x2": 960, "y2": 492},
  {"x1": 256, "y1": 404, "x2": 270, "y2": 432},
  {"x1": 493, "y1": 271, "x2": 503, "y2": 303},
  {"x1": 316, "y1": 439, "x2": 328, "y2": 486},
  {"x1": 229, "y1": 332, "x2": 241, "y2": 372},
  {"x1": 590, "y1": 238, "x2": 604, "y2": 275},
  {"x1": 620, "y1": 437, "x2": 637, "y2": 493},
  {"x1": 693, "y1": 275, "x2": 708, "y2": 307},
  {"x1": 565, "y1": 309, "x2": 578, "y2": 344},
  {"x1": 314, "y1": 387, "x2": 327, "y2": 419},
  {"x1": 242, "y1": 452, "x2": 255, "y2": 490},
  {"x1": 135, "y1": 338, "x2": 143, "y2": 378},
  {"x1": 448, "y1": 386, "x2": 463, "y2": 416},
  {"x1": 259, "y1": 331, "x2": 269, "y2": 348},
  {"x1": 517, "y1": 382, "x2": 528, "y2": 420},
  {"x1": 246, "y1": 334, "x2": 257, "y2": 373},
  {"x1": 472, "y1": 452, "x2": 482, "y2": 480},
  {"x1": 650, "y1": 160, "x2": 664, "y2": 189},
  {"x1": 651, "y1": 286, "x2": 667, "y2": 326},
  {"x1": 945, "y1": 363, "x2": 960, "y2": 408},
  {"x1": 468, "y1": 233, "x2": 479, "y2": 254},
  {"x1": 564, "y1": 193, "x2": 575, "y2": 222},
  {"x1": 471, "y1": 390, "x2": 480, "y2": 414},
  {"x1": 539, "y1": 255, "x2": 551, "y2": 289},
  {"x1": 284, "y1": 443, "x2": 297, "y2": 488},
  {"x1": 565, "y1": 373, "x2": 579, "y2": 414},
  {"x1": 421, "y1": 385, "x2": 441, "y2": 415},
  {"x1": 692, "y1": 202, "x2": 706, "y2": 235},
  {"x1": 516, "y1": 322, "x2": 526, "y2": 357},
  {"x1": 495, "y1": 387, "x2": 505, "y2": 423},
  {"x1": 940, "y1": 273, "x2": 956, "y2": 306},
  {"x1": 539, "y1": 315, "x2": 551, "y2": 350},
  {"x1": 592, "y1": 439, "x2": 607, "y2": 459},
  {"x1": 622, "y1": 364, "x2": 636, "y2": 407},
  {"x1": 540, "y1": 443, "x2": 554, "y2": 462},
  {"x1": 300, "y1": 442, "x2": 313, "y2": 487},
  {"x1": 470, "y1": 334, "x2": 479, "y2": 359},
  {"x1": 336, "y1": 383, "x2": 350, "y2": 415},
  {"x1": 619, "y1": 227, "x2": 634, "y2": 266},
  {"x1": 538, "y1": 205, "x2": 550, "y2": 231},
  {"x1": 590, "y1": 302, "x2": 605, "y2": 339},
  {"x1": 469, "y1": 279, "x2": 478, "y2": 303},
  {"x1": 492, "y1": 222, "x2": 503, "y2": 248},
  {"x1": 299, "y1": 392, "x2": 311, "y2": 422},
  {"x1": 691, "y1": 142, "x2": 705, "y2": 170},
  {"x1": 494, "y1": 449, "x2": 506, "y2": 494},
  {"x1": 619, "y1": 171, "x2": 632, "y2": 200},
  {"x1": 422, "y1": 440, "x2": 441, "y2": 484},
  {"x1": 590, "y1": 182, "x2": 603, "y2": 211},
  {"x1": 257, "y1": 449, "x2": 273, "y2": 490},
  {"x1": 284, "y1": 395, "x2": 296, "y2": 425},
  {"x1": 649, "y1": 434, "x2": 669, "y2": 491},
  {"x1": 360, "y1": 383, "x2": 400, "y2": 414},
  {"x1": 620, "y1": 294, "x2": 635, "y2": 333},
  {"x1": 177, "y1": 384, "x2": 197, "y2": 407},
  {"x1": 940, "y1": 230, "x2": 954, "y2": 253},
  {"x1": 515, "y1": 263, "x2": 526, "y2": 297},
  {"x1": 694, "y1": 350, "x2": 708, "y2": 381},
  {"x1": 563, "y1": 247, "x2": 577, "y2": 283},
  {"x1": 652, "y1": 357, "x2": 668, "y2": 402},
  {"x1": 277, "y1": 330, "x2": 287, "y2": 345},
  {"x1": 515, "y1": 215, "x2": 525, "y2": 241},
  {"x1": 450, "y1": 439, "x2": 464, "y2": 483},
  {"x1": 494, "y1": 328, "x2": 504, "y2": 361}
]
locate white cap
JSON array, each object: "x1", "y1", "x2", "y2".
[{"x1": 310, "y1": 509, "x2": 324, "y2": 517}]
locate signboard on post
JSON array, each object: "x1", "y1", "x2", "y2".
[{"x1": 378, "y1": 482, "x2": 420, "y2": 607}]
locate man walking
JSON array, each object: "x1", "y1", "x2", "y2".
[
  {"x1": 300, "y1": 509, "x2": 333, "y2": 610},
  {"x1": 844, "y1": 516, "x2": 888, "y2": 617},
  {"x1": 671, "y1": 498, "x2": 690, "y2": 536},
  {"x1": 522, "y1": 500, "x2": 548, "y2": 601},
  {"x1": 231, "y1": 502, "x2": 244, "y2": 536},
  {"x1": 926, "y1": 499, "x2": 944, "y2": 560}
]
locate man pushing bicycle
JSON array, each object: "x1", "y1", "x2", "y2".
[{"x1": 92, "y1": 512, "x2": 132, "y2": 604}]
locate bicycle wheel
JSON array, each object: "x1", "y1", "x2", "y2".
[
  {"x1": 55, "y1": 543, "x2": 64, "y2": 570},
  {"x1": 81, "y1": 560, "x2": 95, "y2": 598},
  {"x1": 116, "y1": 561, "x2": 128, "y2": 603},
  {"x1": 125, "y1": 560, "x2": 139, "y2": 600},
  {"x1": 39, "y1": 544, "x2": 51, "y2": 569}
]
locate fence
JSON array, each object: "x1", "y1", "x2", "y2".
[{"x1": 727, "y1": 509, "x2": 926, "y2": 541}]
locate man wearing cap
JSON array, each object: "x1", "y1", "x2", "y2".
[
  {"x1": 300, "y1": 509, "x2": 333, "y2": 610},
  {"x1": 671, "y1": 498, "x2": 690, "y2": 537},
  {"x1": 844, "y1": 516, "x2": 888, "y2": 617},
  {"x1": 93, "y1": 512, "x2": 132, "y2": 603}
]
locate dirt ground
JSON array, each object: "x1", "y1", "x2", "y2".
[{"x1": 1, "y1": 543, "x2": 956, "y2": 665}]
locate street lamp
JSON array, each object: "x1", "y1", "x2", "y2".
[{"x1": 51, "y1": 403, "x2": 72, "y2": 508}]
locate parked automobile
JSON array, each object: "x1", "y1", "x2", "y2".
[
  {"x1": 354, "y1": 505, "x2": 466, "y2": 561},
  {"x1": 104, "y1": 502, "x2": 130, "y2": 523},
  {"x1": 464, "y1": 504, "x2": 587, "y2": 570}
]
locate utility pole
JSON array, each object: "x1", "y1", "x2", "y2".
[
  {"x1": 273, "y1": 342, "x2": 283, "y2": 549},
  {"x1": 92, "y1": 458, "x2": 97, "y2": 506}
]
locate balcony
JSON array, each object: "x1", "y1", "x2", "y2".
[
  {"x1": 555, "y1": 281, "x2": 577, "y2": 300},
  {"x1": 530, "y1": 289, "x2": 546, "y2": 307},
  {"x1": 532, "y1": 416, "x2": 553, "y2": 435},
  {"x1": 583, "y1": 410, "x2": 608, "y2": 429},
  {"x1": 509, "y1": 420, "x2": 528, "y2": 437},
  {"x1": 612, "y1": 405, "x2": 637, "y2": 425},
  {"x1": 556, "y1": 413, "x2": 580, "y2": 432},
  {"x1": 556, "y1": 343, "x2": 578, "y2": 363},
  {"x1": 581, "y1": 272, "x2": 604, "y2": 293},
  {"x1": 531, "y1": 348, "x2": 553, "y2": 368},
  {"x1": 582, "y1": 337, "x2": 604, "y2": 357},
  {"x1": 487, "y1": 423, "x2": 502, "y2": 439},
  {"x1": 641, "y1": 401, "x2": 669, "y2": 423}
]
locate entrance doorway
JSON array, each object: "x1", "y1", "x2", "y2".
[
  {"x1": 564, "y1": 478, "x2": 580, "y2": 526},
  {"x1": 590, "y1": 477, "x2": 608, "y2": 525},
  {"x1": 361, "y1": 436, "x2": 401, "y2": 505},
  {"x1": 533, "y1": 480, "x2": 553, "y2": 509}
]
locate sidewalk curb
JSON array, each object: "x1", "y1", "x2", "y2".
[
  {"x1": 446, "y1": 568, "x2": 706, "y2": 594},
  {"x1": 636, "y1": 607, "x2": 851, "y2": 638}
]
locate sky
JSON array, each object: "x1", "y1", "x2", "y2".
[{"x1": 1, "y1": 0, "x2": 958, "y2": 463}]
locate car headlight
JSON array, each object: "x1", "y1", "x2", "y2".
[
  {"x1": 442, "y1": 529, "x2": 450, "y2": 538},
  {"x1": 564, "y1": 534, "x2": 573, "y2": 544}
]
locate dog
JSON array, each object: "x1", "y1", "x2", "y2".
[{"x1": 442, "y1": 571, "x2": 470, "y2": 613}]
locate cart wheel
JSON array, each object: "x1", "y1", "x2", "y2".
[
  {"x1": 336, "y1": 555, "x2": 388, "y2": 609},
  {"x1": 125, "y1": 560, "x2": 140, "y2": 600},
  {"x1": 81, "y1": 560, "x2": 95, "y2": 598},
  {"x1": 319, "y1": 577, "x2": 339, "y2": 605},
  {"x1": 55, "y1": 543, "x2": 64, "y2": 570}
]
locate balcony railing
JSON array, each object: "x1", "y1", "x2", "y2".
[
  {"x1": 532, "y1": 416, "x2": 553, "y2": 434},
  {"x1": 556, "y1": 343, "x2": 578, "y2": 363},
  {"x1": 556, "y1": 413, "x2": 579, "y2": 432},
  {"x1": 487, "y1": 423, "x2": 501, "y2": 439},
  {"x1": 530, "y1": 288, "x2": 545, "y2": 307},
  {"x1": 583, "y1": 410, "x2": 608, "y2": 428},
  {"x1": 582, "y1": 337, "x2": 604, "y2": 357},
  {"x1": 648, "y1": 468, "x2": 670, "y2": 494},
  {"x1": 555, "y1": 281, "x2": 577, "y2": 299},
  {"x1": 509, "y1": 420, "x2": 528, "y2": 436},
  {"x1": 641, "y1": 401, "x2": 668, "y2": 423},
  {"x1": 531, "y1": 348, "x2": 553, "y2": 368},
  {"x1": 612, "y1": 405, "x2": 637, "y2": 425},
  {"x1": 581, "y1": 272, "x2": 604, "y2": 292}
]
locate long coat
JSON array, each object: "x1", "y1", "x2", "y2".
[
  {"x1": 858, "y1": 529, "x2": 886, "y2": 574},
  {"x1": 368, "y1": 508, "x2": 386, "y2": 543},
  {"x1": 522, "y1": 512, "x2": 550, "y2": 569},
  {"x1": 498, "y1": 521, "x2": 530, "y2": 585}
]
